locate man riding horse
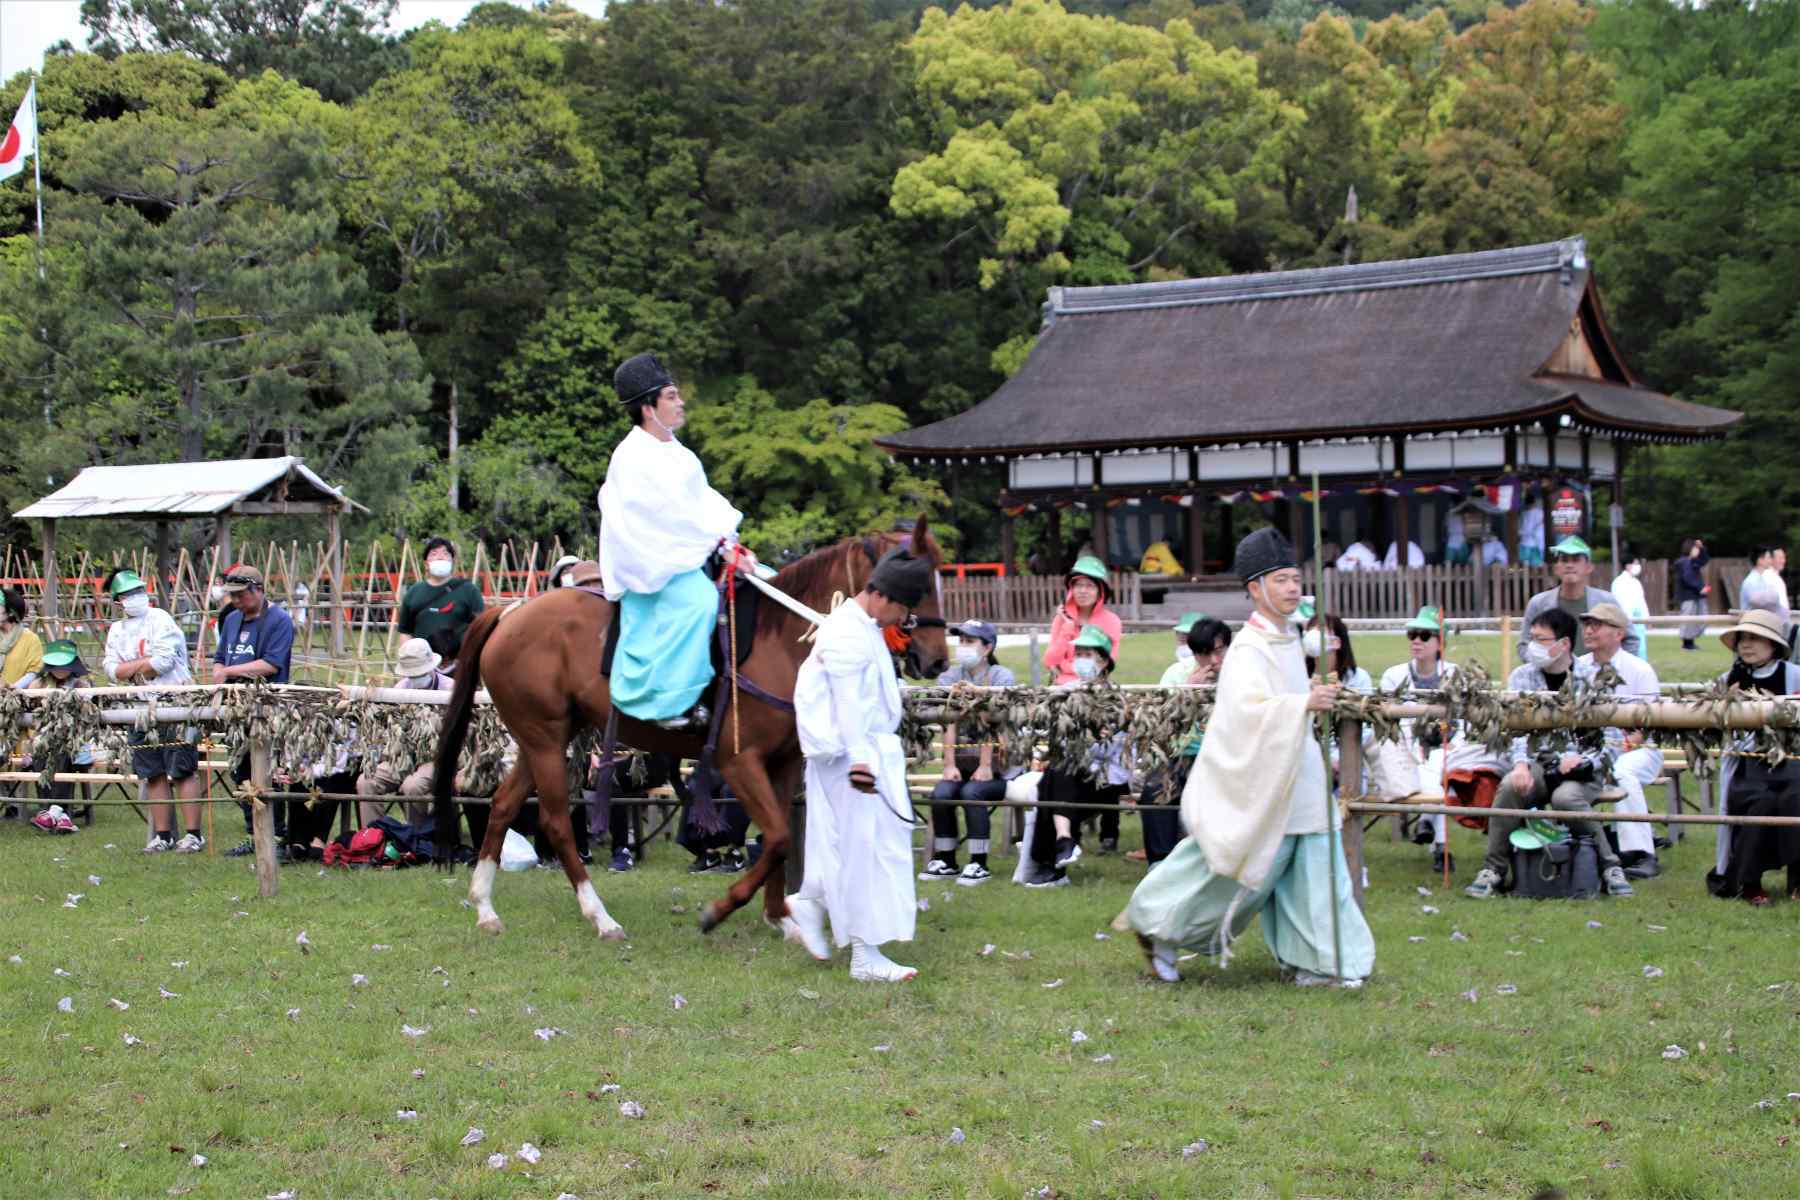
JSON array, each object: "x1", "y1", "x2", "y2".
[{"x1": 599, "y1": 352, "x2": 759, "y2": 731}]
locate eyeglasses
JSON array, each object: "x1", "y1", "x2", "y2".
[{"x1": 1405, "y1": 630, "x2": 1438, "y2": 642}]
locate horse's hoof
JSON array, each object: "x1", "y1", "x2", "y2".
[
  {"x1": 476, "y1": 915, "x2": 505, "y2": 936},
  {"x1": 599, "y1": 925, "x2": 627, "y2": 942},
  {"x1": 697, "y1": 901, "x2": 727, "y2": 934}
]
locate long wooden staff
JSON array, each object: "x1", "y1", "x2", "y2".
[{"x1": 1310, "y1": 473, "x2": 1345, "y2": 982}]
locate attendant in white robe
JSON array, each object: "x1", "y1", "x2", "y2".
[
  {"x1": 1609, "y1": 551, "x2": 1651, "y2": 654},
  {"x1": 784, "y1": 549, "x2": 936, "y2": 983},
  {"x1": 1123, "y1": 528, "x2": 1376, "y2": 988},
  {"x1": 598, "y1": 353, "x2": 752, "y2": 727}
]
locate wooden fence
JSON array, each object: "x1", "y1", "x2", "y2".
[{"x1": 939, "y1": 571, "x2": 1144, "y2": 625}]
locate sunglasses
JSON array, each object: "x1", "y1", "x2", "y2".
[
  {"x1": 223, "y1": 574, "x2": 260, "y2": 588},
  {"x1": 1406, "y1": 630, "x2": 1439, "y2": 642}
]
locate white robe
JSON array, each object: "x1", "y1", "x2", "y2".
[
  {"x1": 794, "y1": 600, "x2": 916, "y2": 947},
  {"x1": 597, "y1": 426, "x2": 743, "y2": 600}
]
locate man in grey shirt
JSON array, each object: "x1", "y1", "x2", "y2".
[{"x1": 1517, "y1": 535, "x2": 1640, "y2": 659}]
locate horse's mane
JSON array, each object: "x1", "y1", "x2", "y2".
[{"x1": 758, "y1": 540, "x2": 858, "y2": 636}]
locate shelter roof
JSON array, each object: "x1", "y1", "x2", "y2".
[
  {"x1": 876, "y1": 238, "x2": 1740, "y2": 460},
  {"x1": 13, "y1": 457, "x2": 365, "y2": 520}
]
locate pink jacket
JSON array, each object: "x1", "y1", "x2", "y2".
[{"x1": 1042, "y1": 595, "x2": 1123, "y2": 685}]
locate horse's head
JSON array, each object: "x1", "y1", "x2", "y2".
[{"x1": 893, "y1": 512, "x2": 949, "y2": 681}]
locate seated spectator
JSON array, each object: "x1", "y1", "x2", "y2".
[
  {"x1": 1382, "y1": 540, "x2": 1425, "y2": 570},
  {"x1": 1023, "y1": 626, "x2": 1130, "y2": 887},
  {"x1": 1706, "y1": 611, "x2": 1800, "y2": 905},
  {"x1": 277, "y1": 745, "x2": 358, "y2": 862},
  {"x1": 1480, "y1": 534, "x2": 1509, "y2": 567},
  {"x1": 547, "y1": 554, "x2": 580, "y2": 590},
  {"x1": 1157, "y1": 613, "x2": 1205, "y2": 686},
  {"x1": 924, "y1": 620, "x2": 1017, "y2": 885},
  {"x1": 677, "y1": 762, "x2": 753, "y2": 874},
  {"x1": 1302, "y1": 611, "x2": 1372, "y2": 694},
  {"x1": 1464, "y1": 607, "x2": 1633, "y2": 899},
  {"x1": 355, "y1": 638, "x2": 456, "y2": 828},
  {"x1": 1139, "y1": 540, "x2": 1184, "y2": 578},
  {"x1": 1335, "y1": 540, "x2": 1379, "y2": 572},
  {"x1": 1578, "y1": 603, "x2": 1664, "y2": 880},
  {"x1": 25, "y1": 640, "x2": 95, "y2": 834},
  {"x1": 1372, "y1": 607, "x2": 1459, "y2": 872},
  {"x1": 1, "y1": 587, "x2": 44, "y2": 689},
  {"x1": 1042, "y1": 556, "x2": 1122, "y2": 686},
  {"x1": 1134, "y1": 617, "x2": 1232, "y2": 867}
]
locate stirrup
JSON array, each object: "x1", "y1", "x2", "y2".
[{"x1": 656, "y1": 704, "x2": 711, "y2": 731}]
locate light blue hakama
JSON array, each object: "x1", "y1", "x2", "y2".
[
  {"x1": 611, "y1": 567, "x2": 716, "y2": 721},
  {"x1": 1125, "y1": 831, "x2": 1376, "y2": 981}
]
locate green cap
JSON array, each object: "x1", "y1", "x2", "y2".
[
  {"x1": 1066, "y1": 555, "x2": 1108, "y2": 585},
  {"x1": 1072, "y1": 625, "x2": 1115, "y2": 658},
  {"x1": 41, "y1": 639, "x2": 79, "y2": 667},
  {"x1": 1405, "y1": 605, "x2": 1444, "y2": 633},
  {"x1": 1173, "y1": 611, "x2": 1206, "y2": 634},
  {"x1": 1297, "y1": 600, "x2": 1316, "y2": 622},
  {"x1": 107, "y1": 569, "x2": 147, "y2": 597},
  {"x1": 1509, "y1": 816, "x2": 1569, "y2": 852},
  {"x1": 1549, "y1": 535, "x2": 1591, "y2": 559}
]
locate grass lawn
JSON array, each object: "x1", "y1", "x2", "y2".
[{"x1": 3, "y1": 798, "x2": 1794, "y2": 1198}]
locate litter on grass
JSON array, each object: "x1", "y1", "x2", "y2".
[
  {"x1": 619, "y1": 1100, "x2": 645, "y2": 1119},
  {"x1": 459, "y1": 1128, "x2": 485, "y2": 1146}
]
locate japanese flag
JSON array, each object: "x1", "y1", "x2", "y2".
[{"x1": 0, "y1": 81, "x2": 37, "y2": 183}]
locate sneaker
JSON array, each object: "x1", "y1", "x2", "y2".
[
  {"x1": 919, "y1": 858, "x2": 960, "y2": 881},
  {"x1": 1098, "y1": 838, "x2": 1118, "y2": 856},
  {"x1": 224, "y1": 838, "x2": 255, "y2": 857},
  {"x1": 50, "y1": 812, "x2": 78, "y2": 834},
  {"x1": 689, "y1": 852, "x2": 722, "y2": 874},
  {"x1": 1410, "y1": 821, "x2": 1435, "y2": 847},
  {"x1": 955, "y1": 862, "x2": 992, "y2": 886},
  {"x1": 174, "y1": 833, "x2": 206, "y2": 854},
  {"x1": 1053, "y1": 839, "x2": 1082, "y2": 869},
  {"x1": 1431, "y1": 847, "x2": 1454, "y2": 875},
  {"x1": 717, "y1": 848, "x2": 748, "y2": 874},
  {"x1": 1602, "y1": 865, "x2": 1634, "y2": 897},
  {"x1": 1464, "y1": 866, "x2": 1503, "y2": 899},
  {"x1": 1623, "y1": 856, "x2": 1660, "y2": 880},
  {"x1": 608, "y1": 847, "x2": 636, "y2": 873},
  {"x1": 1, "y1": 803, "x2": 18, "y2": 820},
  {"x1": 1024, "y1": 868, "x2": 1070, "y2": 889},
  {"x1": 144, "y1": 834, "x2": 174, "y2": 853}
]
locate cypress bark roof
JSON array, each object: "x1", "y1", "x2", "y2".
[{"x1": 877, "y1": 238, "x2": 1739, "y2": 460}]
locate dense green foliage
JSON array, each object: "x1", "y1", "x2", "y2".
[{"x1": 0, "y1": 0, "x2": 1795, "y2": 561}]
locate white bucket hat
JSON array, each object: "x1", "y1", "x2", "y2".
[
  {"x1": 1719, "y1": 608, "x2": 1790, "y2": 654},
  {"x1": 395, "y1": 637, "x2": 442, "y2": 678}
]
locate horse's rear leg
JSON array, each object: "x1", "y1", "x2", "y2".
[
  {"x1": 699, "y1": 753, "x2": 792, "y2": 934},
  {"x1": 525, "y1": 743, "x2": 625, "y2": 941},
  {"x1": 471, "y1": 763, "x2": 531, "y2": 935}
]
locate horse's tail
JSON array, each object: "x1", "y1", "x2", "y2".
[{"x1": 432, "y1": 607, "x2": 503, "y2": 866}]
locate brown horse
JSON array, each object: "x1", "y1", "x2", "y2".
[{"x1": 430, "y1": 517, "x2": 949, "y2": 940}]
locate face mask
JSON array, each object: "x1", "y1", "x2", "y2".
[
  {"x1": 559, "y1": 573, "x2": 573, "y2": 589},
  {"x1": 121, "y1": 594, "x2": 150, "y2": 618},
  {"x1": 1175, "y1": 645, "x2": 1194, "y2": 662},
  {"x1": 403, "y1": 673, "x2": 437, "y2": 690},
  {"x1": 954, "y1": 644, "x2": 983, "y2": 666},
  {"x1": 1301, "y1": 629, "x2": 1323, "y2": 658},
  {"x1": 209, "y1": 585, "x2": 225, "y2": 603},
  {"x1": 1524, "y1": 641, "x2": 1559, "y2": 669},
  {"x1": 1627, "y1": 563, "x2": 1642, "y2": 577},
  {"x1": 1072, "y1": 656, "x2": 1101, "y2": 681},
  {"x1": 427, "y1": 558, "x2": 452, "y2": 580}
]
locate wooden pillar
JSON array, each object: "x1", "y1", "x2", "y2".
[
  {"x1": 327, "y1": 507, "x2": 346, "y2": 659},
  {"x1": 1046, "y1": 507, "x2": 1062, "y2": 573},
  {"x1": 999, "y1": 516, "x2": 1015, "y2": 578},
  {"x1": 1287, "y1": 499, "x2": 1303, "y2": 568},
  {"x1": 251, "y1": 733, "x2": 278, "y2": 899},
  {"x1": 1503, "y1": 430, "x2": 1520, "y2": 563},
  {"x1": 1090, "y1": 504, "x2": 1108, "y2": 565},
  {"x1": 154, "y1": 521, "x2": 174, "y2": 604},
  {"x1": 40, "y1": 519, "x2": 58, "y2": 625},
  {"x1": 1612, "y1": 440, "x2": 1629, "y2": 570},
  {"x1": 1186, "y1": 495, "x2": 1206, "y2": 577}
]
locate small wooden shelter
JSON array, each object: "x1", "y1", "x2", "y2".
[{"x1": 13, "y1": 457, "x2": 364, "y2": 655}]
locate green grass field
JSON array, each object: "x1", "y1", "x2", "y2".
[{"x1": 3, "y1": 792, "x2": 1794, "y2": 1198}]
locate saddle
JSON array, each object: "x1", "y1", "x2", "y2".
[{"x1": 596, "y1": 558, "x2": 760, "y2": 679}]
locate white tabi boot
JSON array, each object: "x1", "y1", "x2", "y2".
[
  {"x1": 849, "y1": 939, "x2": 917, "y2": 983},
  {"x1": 781, "y1": 895, "x2": 832, "y2": 962}
]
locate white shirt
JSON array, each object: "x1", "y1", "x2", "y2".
[
  {"x1": 795, "y1": 600, "x2": 900, "y2": 768},
  {"x1": 102, "y1": 606, "x2": 192, "y2": 687},
  {"x1": 1335, "y1": 542, "x2": 1379, "y2": 572},
  {"x1": 1581, "y1": 647, "x2": 1661, "y2": 761},
  {"x1": 598, "y1": 426, "x2": 743, "y2": 600},
  {"x1": 1382, "y1": 540, "x2": 1425, "y2": 570},
  {"x1": 1480, "y1": 537, "x2": 1510, "y2": 566},
  {"x1": 1519, "y1": 506, "x2": 1545, "y2": 551}
]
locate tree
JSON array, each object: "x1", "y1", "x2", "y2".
[
  {"x1": 80, "y1": 0, "x2": 407, "y2": 103},
  {"x1": 0, "y1": 65, "x2": 429, "y2": 532}
]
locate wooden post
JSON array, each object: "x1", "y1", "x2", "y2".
[
  {"x1": 154, "y1": 521, "x2": 174, "y2": 604},
  {"x1": 326, "y1": 509, "x2": 345, "y2": 659},
  {"x1": 215, "y1": 514, "x2": 233, "y2": 575},
  {"x1": 1090, "y1": 506, "x2": 1108, "y2": 565},
  {"x1": 999, "y1": 520, "x2": 1015, "y2": 580},
  {"x1": 1186, "y1": 495, "x2": 1206, "y2": 577},
  {"x1": 1500, "y1": 614, "x2": 1515, "y2": 677},
  {"x1": 384, "y1": 538, "x2": 414, "y2": 664},
  {"x1": 40, "y1": 519, "x2": 58, "y2": 629},
  {"x1": 251, "y1": 733, "x2": 277, "y2": 899},
  {"x1": 1337, "y1": 716, "x2": 1366, "y2": 909}
]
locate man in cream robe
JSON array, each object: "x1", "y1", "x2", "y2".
[
  {"x1": 1124, "y1": 528, "x2": 1376, "y2": 987},
  {"x1": 783, "y1": 548, "x2": 935, "y2": 983},
  {"x1": 598, "y1": 353, "x2": 749, "y2": 727}
]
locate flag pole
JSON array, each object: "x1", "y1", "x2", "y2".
[
  {"x1": 30, "y1": 78, "x2": 44, "y2": 282},
  {"x1": 1310, "y1": 471, "x2": 1344, "y2": 982}
]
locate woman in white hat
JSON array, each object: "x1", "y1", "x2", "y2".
[{"x1": 1709, "y1": 610, "x2": 1800, "y2": 905}]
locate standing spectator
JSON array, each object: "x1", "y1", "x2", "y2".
[
  {"x1": 212, "y1": 565, "x2": 296, "y2": 857},
  {"x1": 1674, "y1": 537, "x2": 1710, "y2": 651},
  {"x1": 354, "y1": 638, "x2": 454, "y2": 827},
  {"x1": 101, "y1": 569, "x2": 205, "y2": 853},
  {"x1": 0, "y1": 587, "x2": 44, "y2": 688},
  {"x1": 1516, "y1": 535, "x2": 1637, "y2": 659},
  {"x1": 291, "y1": 578, "x2": 310, "y2": 629},
  {"x1": 400, "y1": 537, "x2": 484, "y2": 665},
  {"x1": 25, "y1": 640, "x2": 95, "y2": 834},
  {"x1": 1157, "y1": 612, "x2": 1206, "y2": 686},
  {"x1": 1518, "y1": 493, "x2": 1546, "y2": 565},
  {"x1": 1707, "y1": 611, "x2": 1800, "y2": 904},
  {"x1": 1463, "y1": 607, "x2": 1634, "y2": 899},
  {"x1": 1577, "y1": 603, "x2": 1664, "y2": 880},
  {"x1": 1740, "y1": 546, "x2": 1791, "y2": 631},
  {"x1": 923, "y1": 620, "x2": 1016, "y2": 885},
  {"x1": 1610, "y1": 547, "x2": 1651, "y2": 654},
  {"x1": 1041, "y1": 556, "x2": 1122, "y2": 686}
]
